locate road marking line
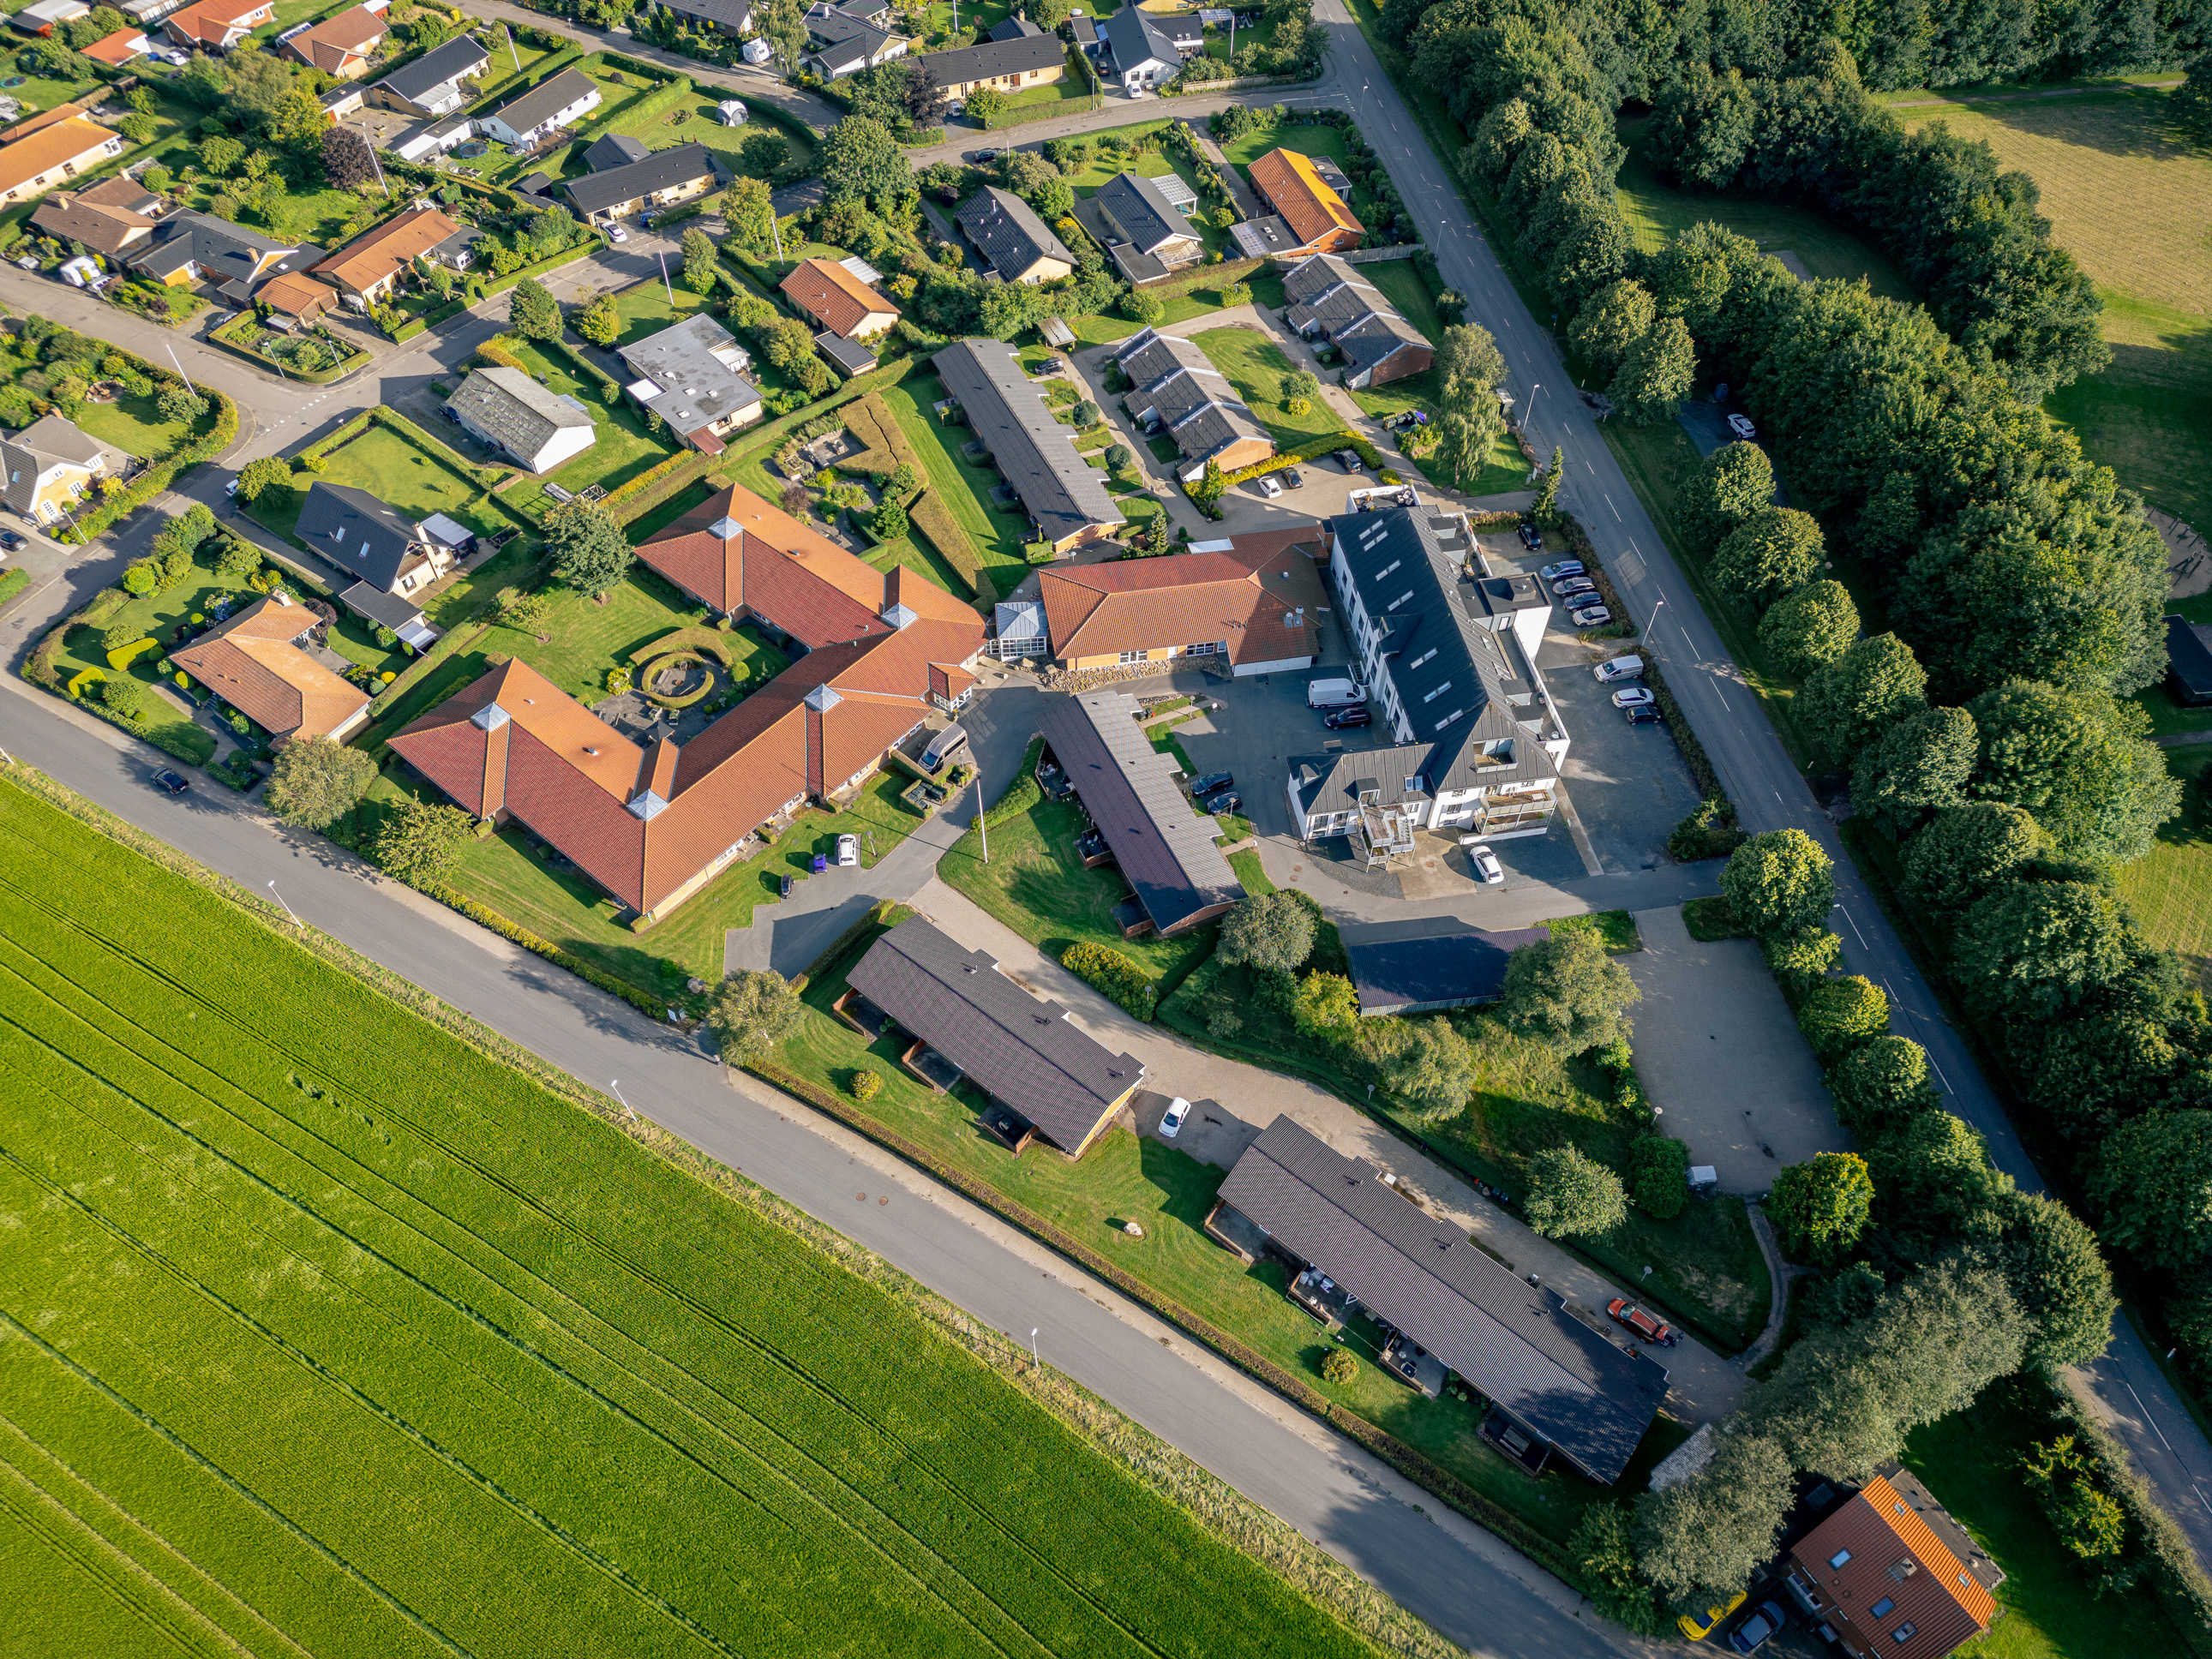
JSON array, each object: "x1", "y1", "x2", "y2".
[
  {"x1": 2125, "y1": 1383, "x2": 2179, "y2": 1456},
  {"x1": 1605, "y1": 493, "x2": 1620, "y2": 521},
  {"x1": 1837, "y1": 905, "x2": 1868, "y2": 949}
]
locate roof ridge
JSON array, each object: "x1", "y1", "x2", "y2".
[{"x1": 890, "y1": 925, "x2": 1124, "y2": 1108}]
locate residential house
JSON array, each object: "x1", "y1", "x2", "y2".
[
  {"x1": 279, "y1": 3, "x2": 385, "y2": 76},
  {"x1": 14, "y1": 0, "x2": 88, "y2": 34},
  {"x1": 616, "y1": 312, "x2": 763, "y2": 453},
  {"x1": 81, "y1": 26, "x2": 150, "y2": 63},
  {"x1": 842, "y1": 916, "x2": 1146, "y2": 1157},
  {"x1": 161, "y1": 0, "x2": 274, "y2": 50},
  {"x1": 389, "y1": 483, "x2": 984, "y2": 924},
  {"x1": 31, "y1": 174, "x2": 163, "y2": 258},
  {"x1": 1341, "y1": 918, "x2": 1551, "y2": 1015},
  {"x1": 478, "y1": 66, "x2": 601, "y2": 150},
  {"x1": 126, "y1": 209, "x2": 323, "y2": 305},
  {"x1": 296, "y1": 480, "x2": 469, "y2": 605},
  {"x1": 0, "y1": 114, "x2": 123, "y2": 209},
  {"x1": 1281, "y1": 253, "x2": 1431, "y2": 388},
  {"x1": 1069, "y1": 11, "x2": 1096, "y2": 50},
  {"x1": 954, "y1": 184, "x2": 1074, "y2": 284},
  {"x1": 443, "y1": 366, "x2": 596, "y2": 474},
  {"x1": 812, "y1": 330, "x2": 878, "y2": 378},
  {"x1": 986, "y1": 13, "x2": 1043, "y2": 39},
  {"x1": 914, "y1": 32, "x2": 1064, "y2": 107},
  {"x1": 1208, "y1": 1116, "x2": 1669, "y2": 1482},
  {"x1": 388, "y1": 116, "x2": 473, "y2": 165},
  {"x1": 1286, "y1": 506, "x2": 1568, "y2": 861},
  {"x1": 651, "y1": 0, "x2": 753, "y2": 33},
  {"x1": 1112, "y1": 326, "x2": 1273, "y2": 480},
  {"x1": 1099, "y1": 7, "x2": 1182, "y2": 92},
  {"x1": 369, "y1": 34, "x2": 490, "y2": 119},
  {"x1": 1232, "y1": 147, "x2": 1363, "y2": 259},
  {"x1": 1081, "y1": 170, "x2": 1202, "y2": 284},
  {"x1": 933, "y1": 338, "x2": 1124, "y2": 554},
  {"x1": 255, "y1": 268, "x2": 339, "y2": 327},
  {"x1": 563, "y1": 142, "x2": 724, "y2": 223},
  {"x1": 582, "y1": 131, "x2": 649, "y2": 172},
  {"x1": 1040, "y1": 689, "x2": 1244, "y2": 937},
  {"x1": 0, "y1": 413, "x2": 105, "y2": 526},
  {"x1": 780, "y1": 255, "x2": 899, "y2": 340},
  {"x1": 2167, "y1": 614, "x2": 2212, "y2": 707},
  {"x1": 802, "y1": 0, "x2": 906, "y2": 77},
  {"x1": 172, "y1": 593, "x2": 374, "y2": 744},
  {"x1": 314, "y1": 205, "x2": 477, "y2": 309},
  {"x1": 1037, "y1": 535, "x2": 1322, "y2": 675},
  {"x1": 120, "y1": 0, "x2": 186, "y2": 23},
  {"x1": 1784, "y1": 1467, "x2": 2003, "y2": 1659}
]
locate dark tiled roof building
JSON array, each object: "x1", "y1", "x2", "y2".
[
  {"x1": 954, "y1": 184, "x2": 1075, "y2": 284},
  {"x1": 1340, "y1": 917, "x2": 1551, "y2": 1015},
  {"x1": 932, "y1": 338, "x2": 1122, "y2": 552}
]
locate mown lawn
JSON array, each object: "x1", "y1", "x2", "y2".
[
  {"x1": 878, "y1": 377, "x2": 1034, "y2": 592},
  {"x1": 498, "y1": 337, "x2": 678, "y2": 512},
  {"x1": 602, "y1": 85, "x2": 818, "y2": 176},
  {"x1": 71, "y1": 387, "x2": 192, "y2": 458},
  {"x1": 257, "y1": 423, "x2": 522, "y2": 545},
  {"x1": 0, "y1": 777, "x2": 1394, "y2": 1659},
  {"x1": 1192, "y1": 325, "x2": 1346, "y2": 444},
  {"x1": 2114, "y1": 748, "x2": 2212, "y2": 991}
]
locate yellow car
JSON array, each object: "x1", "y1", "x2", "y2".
[{"x1": 1676, "y1": 1590, "x2": 1748, "y2": 1642}]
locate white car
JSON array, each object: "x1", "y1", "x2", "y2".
[
  {"x1": 1460, "y1": 840, "x2": 1504, "y2": 884},
  {"x1": 1726, "y1": 412, "x2": 1758, "y2": 441},
  {"x1": 1257, "y1": 475, "x2": 1283, "y2": 498},
  {"x1": 835, "y1": 833, "x2": 860, "y2": 866},
  {"x1": 607, "y1": 224, "x2": 628, "y2": 243},
  {"x1": 1160, "y1": 1096, "x2": 1192, "y2": 1138},
  {"x1": 1611, "y1": 686, "x2": 1656, "y2": 710},
  {"x1": 1569, "y1": 604, "x2": 1613, "y2": 628}
]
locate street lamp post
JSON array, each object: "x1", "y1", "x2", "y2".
[
  {"x1": 266, "y1": 878, "x2": 300, "y2": 926},
  {"x1": 1646, "y1": 593, "x2": 1668, "y2": 637},
  {"x1": 1029, "y1": 1327, "x2": 1039, "y2": 1365}
]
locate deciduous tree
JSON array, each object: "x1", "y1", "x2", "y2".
[
  {"x1": 1798, "y1": 632, "x2": 1927, "y2": 767},
  {"x1": 1827, "y1": 1035, "x2": 1938, "y2": 1140},
  {"x1": 1900, "y1": 801, "x2": 2050, "y2": 914},
  {"x1": 1952, "y1": 879, "x2": 2136, "y2": 1022},
  {"x1": 706, "y1": 968, "x2": 801, "y2": 1061},
  {"x1": 723, "y1": 176, "x2": 776, "y2": 253},
  {"x1": 266, "y1": 737, "x2": 377, "y2": 830},
  {"x1": 1219, "y1": 890, "x2": 1316, "y2": 975},
  {"x1": 1720, "y1": 829, "x2": 1834, "y2": 940},
  {"x1": 1634, "y1": 1430, "x2": 1793, "y2": 1603},
  {"x1": 821, "y1": 115, "x2": 913, "y2": 205},
  {"x1": 1292, "y1": 971, "x2": 1360, "y2": 1038},
  {"x1": 546, "y1": 500, "x2": 633, "y2": 599},
  {"x1": 508, "y1": 277, "x2": 560, "y2": 340},
  {"x1": 1676, "y1": 440, "x2": 1773, "y2": 553},
  {"x1": 574, "y1": 292, "x2": 620, "y2": 346},
  {"x1": 680, "y1": 227, "x2": 718, "y2": 294},
  {"x1": 1710, "y1": 506, "x2": 1823, "y2": 613},
  {"x1": 1525, "y1": 1144, "x2": 1627, "y2": 1238},
  {"x1": 1498, "y1": 927, "x2": 1640, "y2": 1053},
  {"x1": 322, "y1": 123, "x2": 379, "y2": 191},
  {"x1": 1796, "y1": 974, "x2": 1888, "y2": 1063},
  {"x1": 1607, "y1": 313, "x2": 1693, "y2": 422},
  {"x1": 233, "y1": 455, "x2": 291, "y2": 504},
  {"x1": 1567, "y1": 278, "x2": 1655, "y2": 380},
  {"x1": 1967, "y1": 679, "x2": 2179, "y2": 865},
  {"x1": 373, "y1": 799, "x2": 473, "y2": 888},
  {"x1": 1766, "y1": 1152, "x2": 1874, "y2": 1265},
  {"x1": 2089, "y1": 1110, "x2": 2212, "y2": 1272},
  {"x1": 1850, "y1": 705, "x2": 1977, "y2": 835},
  {"x1": 1996, "y1": 1190, "x2": 2117, "y2": 1372},
  {"x1": 1757, "y1": 578, "x2": 1859, "y2": 678}
]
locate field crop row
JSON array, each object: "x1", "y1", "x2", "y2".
[{"x1": 0, "y1": 780, "x2": 1389, "y2": 1659}]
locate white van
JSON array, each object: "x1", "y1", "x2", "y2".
[
  {"x1": 1305, "y1": 677, "x2": 1366, "y2": 710},
  {"x1": 1594, "y1": 655, "x2": 1644, "y2": 682}
]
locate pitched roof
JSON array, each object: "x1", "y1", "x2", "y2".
[
  {"x1": 282, "y1": 2, "x2": 381, "y2": 69},
  {"x1": 0, "y1": 412, "x2": 100, "y2": 512},
  {"x1": 315, "y1": 204, "x2": 465, "y2": 291},
  {"x1": 954, "y1": 185, "x2": 1073, "y2": 278},
  {"x1": 986, "y1": 13, "x2": 1042, "y2": 38},
  {"x1": 631, "y1": 482, "x2": 901, "y2": 644},
  {"x1": 376, "y1": 33, "x2": 488, "y2": 103},
  {"x1": 77, "y1": 173, "x2": 159, "y2": 213},
  {"x1": 445, "y1": 365, "x2": 592, "y2": 461},
  {"x1": 1112, "y1": 326, "x2": 1271, "y2": 465},
  {"x1": 563, "y1": 141, "x2": 722, "y2": 216},
  {"x1": 488, "y1": 65, "x2": 598, "y2": 134},
  {"x1": 1039, "y1": 543, "x2": 1317, "y2": 668},
  {"x1": 805, "y1": 0, "x2": 899, "y2": 69},
  {"x1": 1247, "y1": 147, "x2": 1363, "y2": 249},
  {"x1": 127, "y1": 209, "x2": 315, "y2": 297},
  {"x1": 163, "y1": 0, "x2": 267, "y2": 42},
  {"x1": 916, "y1": 31, "x2": 1064, "y2": 86},
  {"x1": 1789, "y1": 1470, "x2": 2000, "y2": 1659},
  {"x1": 1218, "y1": 1117, "x2": 1669, "y2": 1482},
  {"x1": 296, "y1": 481, "x2": 427, "y2": 590},
  {"x1": 932, "y1": 338, "x2": 1122, "y2": 548},
  {"x1": 1039, "y1": 689, "x2": 1242, "y2": 935},
  {"x1": 257, "y1": 268, "x2": 337, "y2": 317},
  {"x1": 0, "y1": 115, "x2": 115, "y2": 201},
  {"x1": 391, "y1": 486, "x2": 981, "y2": 917},
  {"x1": 779, "y1": 255, "x2": 897, "y2": 338},
  {"x1": 1101, "y1": 5, "x2": 1178, "y2": 67},
  {"x1": 171, "y1": 596, "x2": 371, "y2": 741},
  {"x1": 615, "y1": 311, "x2": 760, "y2": 445},
  {"x1": 583, "y1": 131, "x2": 649, "y2": 171},
  {"x1": 655, "y1": 0, "x2": 752, "y2": 27},
  {"x1": 1341, "y1": 917, "x2": 1552, "y2": 1013},
  {"x1": 848, "y1": 916, "x2": 1145, "y2": 1150},
  {"x1": 1093, "y1": 171, "x2": 1191, "y2": 255},
  {"x1": 30, "y1": 190, "x2": 155, "y2": 256},
  {"x1": 81, "y1": 26, "x2": 148, "y2": 61},
  {"x1": 814, "y1": 329, "x2": 878, "y2": 377}
]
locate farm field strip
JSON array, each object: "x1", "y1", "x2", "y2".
[{"x1": 0, "y1": 785, "x2": 1387, "y2": 1659}]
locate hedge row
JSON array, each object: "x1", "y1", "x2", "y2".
[
  {"x1": 63, "y1": 379, "x2": 238, "y2": 546},
  {"x1": 207, "y1": 313, "x2": 370, "y2": 386},
  {"x1": 837, "y1": 392, "x2": 989, "y2": 599},
  {"x1": 1059, "y1": 940, "x2": 1157, "y2": 1020},
  {"x1": 980, "y1": 738, "x2": 1045, "y2": 827},
  {"x1": 0, "y1": 566, "x2": 28, "y2": 614},
  {"x1": 606, "y1": 446, "x2": 722, "y2": 522},
  {"x1": 423, "y1": 876, "x2": 680, "y2": 1023}
]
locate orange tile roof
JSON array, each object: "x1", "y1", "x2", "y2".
[
  {"x1": 315, "y1": 205, "x2": 463, "y2": 292},
  {"x1": 282, "y1": 2, "x2": 384, "y2": 70},
  {"x1": 257, "y1": 269, "x2": 335, "y2": 317},
  {"x1": 81, "y1": 27, "x2": 148, "y2": 63},
  {"x1": 164, "y1": 0, "x2": 270, "y2": 44},
  {"x1": 1789, "y1": 1474, "x2": 1998, "y2": 1659},
  {"x1": 0, "y1": 104, "x2": 85, "y2": 144},
  {"x1": 1040, "y1": 541, "x2": 1320, "y2": 668},
  {"x1": 1247, "y1": 147, "x2": 1363, "y2": 250},
  {"x1": 171, "y1": 597, "x2": 369, "y2": 741},
  {"x1": 0, "y1": 116, "x2": 117, "y2": 201},
  {"x1": 779, "y1": 256, "x2": 897, "y2": 338},
  {"x1": 391, "y1": 482, "x2": 983, "y2": 916}
]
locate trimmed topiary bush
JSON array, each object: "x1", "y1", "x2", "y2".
[{"x1": 1321, "y1": 1346, "x2": 1358, "y2": 1386}]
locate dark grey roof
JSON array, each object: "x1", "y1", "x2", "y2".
[
  {"x1": 955, "y1": 184, "x2": 1074, "y2": 277},
  {"x1": 987, "y1": 14, "x2": 1043, "y2": 38},
  {"x1": 1039, "y1": 688, "x2": 1242, "y2": 936},
  {"x1": 655, "y1": 0, "x2": 753, "y2": 27},
  {"x1": 1070, "y1": 12, "x2": 1095, "y2": 42},
  {"x1": 2168, "y1": 615, "x2": 2212, "y2": 705},
  {"x1": 513, "y1": 170, "x2": 554, "y2": 197},
  {"x1": 1340, "y1": 916, "x2": 1552, "y2": 1013},
  {"x1": 1093, "y1": 171, "x2": 1196, "y2": 257},
  {"x1": 0, "y1": 414, "x2": 100, "y2": 516},
  {"x1": 806, "y1": 0, "x2": 897, "y2": 68},
  {"x1": 1334, "y1": 309, "x2": 1432, "y2": 376},
  {"x1": 1113, "y1": 328, "x2": 1267, "y2": 464},
  {"x1": 1283, "y1": 256, "x2": 1431, "y2": 375},
  {"x1": 932, "y1": 338, "x2": 1121, "y2": 547},
  {"x1": 1228, "y1": 215, "x2": 1302, "y2": 259},
  {"x1": 1217, "y1": 1117, "x2": 1668, "y2": 1482},
  {"x1": 296, "y1": 481, "x2": 423, "y2": 590},
  {"x1": 847, "y1": 916, "x2": 1145, "y2": 1150},
  {"x1": 376, "y1": 34, "x2": 489, "y2": 105},
  {"x1": 919, "y1": 32, "x2": 1064, "y2": 85},
  {"x1": 488, "y1": 66, "x2": 599, "y2": 136},
  {"x1": 584, "y1": 132, "x2": 650, "y2": 171},
  {"x1": 126, "y1": 211, "x2": 318, "y2": 296},
  {"x1": 813, "y1": 328, "x2": 878, "y2": 376},
  {"x1": 564, "y1": 142, "x2": 724, "y2": 216},
  {"x1": 339, "y1": 579, "x2": 428, "y2": 631},
  {"x1": 1101, "y1": 5, "x2": 1178, "y2": 68}
]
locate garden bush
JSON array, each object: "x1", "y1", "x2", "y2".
[
  {"x1": 1060, "y1": 941, "x2": 1158, "y2": 1020},
  {"x1": 1628, "y1": 1135, "x2": 1688, "y2": 1219},
  {"x1": 1321, "y1": 1347, "x2": 1358, "y2": 1386}
]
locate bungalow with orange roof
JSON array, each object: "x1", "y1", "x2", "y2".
[
  {"x1": 780, "y1": 255, "x2": 899, "y2": 342},
  {"x1": 1233, "y1": 147, "x2": 1364, "y2": 260},
  {"x1": 314, "y1": 205, "x2": 478, "y2": 308},
  {"x1": 388, "y1": 482, "x2": 983, "y2": 922},
  {"x1": 161, "y1": 0, "x2": 274, "y2": 49},
  {"x1": 255, "y1": 268, "x2": 339, "y2": 328},
  {"x1": 1038, "y1": 532, "x2": 1323, "y2": 676},
  {"x1": 279, "y1": 3, "x2": 386, "y2": 76},
  {"x1": 1784, "y1": 1465, "x2": 2002, "y2": 1659},
  {"x1": 171, "y1": 593, "x2": 373, "y2": 745},
  {"x1": 81, "y1": 26, "x2": 149, "y2": 63},
  {"x1": 0, "y1": 113, "x2": 123, "y2": 209}
]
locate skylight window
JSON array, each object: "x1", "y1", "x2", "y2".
[{"x1": 1423, "y1": 681, "x2": 1451, "y2": 703}]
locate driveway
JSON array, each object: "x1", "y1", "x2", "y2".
[{"x1": 1625, "y1": 907, "x2": 1842, "y2": 1195}]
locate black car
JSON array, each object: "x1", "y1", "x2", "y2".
[
  {"x1": 1516, "y1": 521, "x2": 1543, "y2": 550},
  {"x1": 1624, "y1": 704, "x2": 1663, "y2": 726},
  {"x1": 152, "y1": 769, "x2": 190, "y2": 795},
  {"x1": 1334, "y1": 449, "x2": 1364, "y2": 472},
  {"x1": 1323, "y1": 705, "x2": 1372, "y2": 728},
  {"x1": 966, "y1": 147, "x2": 999, "y2": 163},
  {"x1": 1202, "y1": 792, "x2": 1242, "y2": 816},
  {"x1": 1281, "y1": 467, "x2": 1304, "y2": 489},
  {"x1": 1188, "y1": 770, "x2": 1233, "y2": 799},
  {"x1": 0, "y1": 530, "x2": 23, "y2": 550},
  {"x1": 779, "y1": 874, "x2": 794, "y2": 898}
]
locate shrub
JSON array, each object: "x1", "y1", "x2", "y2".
[
  {"x1": 1628, "y1": 1135, "x2": 1688, "y2": 1219},
  {"x1": 1796, "y1": 975, "x2": 1888, "y2": 1063},
  {"x1": 1060, "y1": 940, "x2": 1157, "y2": 1020},
  {"x1": 706, "y1": 968, "x2": 801, "y2": 1061},
  {"x1": 1321, "y1": 1346, "x2": 1358, "y2": 1386},
  {"x1": 849, "y1": 1068, "x2": 883, "y2": 1102},
  {"x1": 1524, "y1": 1144, "x2": 1628, "y2": 1239}
]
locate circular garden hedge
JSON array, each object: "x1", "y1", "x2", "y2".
[{"x1": 638, "y1": 650, "x2": 715, "y2": 710}]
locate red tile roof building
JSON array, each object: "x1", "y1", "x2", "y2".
[
  {"x1": 1245, "y1": 147, "x2": 1364, "y2": 255},
  {"x1": 171, "y1": 595, "x2": 371, "y2": 743},
  {"x1": 1785, "y1": 1470, "x2": 2001, "y2": 1659},
  {"x1": 779, "y1": 256, "x2": 899, "y2": 340},
  {"x1": 1038, "y1": 532, "x2": 1324, "y2": 675},
  {"x1": 390, "y1": 485, "x2": 982, "y2": 921}
]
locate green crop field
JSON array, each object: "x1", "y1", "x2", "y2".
[{"x1": 0, "y1": 776, "x2": 1395, "y2": 1659}]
